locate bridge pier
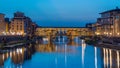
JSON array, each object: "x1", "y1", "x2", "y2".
[
  {"x1": 68, "y1": 35, "x2": 75, "y2": 45},
  {"x1": 46, "y1": 35, "x2": 50, "y2": 45}
]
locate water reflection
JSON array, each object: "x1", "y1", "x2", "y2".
[
  {"x1": 0, "y1": 43, "x2": 35, "y2": 68},
  {"x1": 0, "y1": 39, "x2": 120, "y2": 68},
  {"x1": 95, "y1": 47, "x2": 98, "y2": 68},
  {"x1": 102, "y1": 48, "x2": 120, "y2": 68},
  {"x1": 109, "y1": 49, "x2": 112, "y2": 68},
  {"x1": 117, "y1": 51, "x2": 119, "y2": 68},
  {"x1": 81, "y1": 40, "x2": 86, "y2": 68}
]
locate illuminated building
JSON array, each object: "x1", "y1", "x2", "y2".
[
  {"x1": 96, "y1": 7, "x2": 120, "y2": 36},
  {"x1": 0, "y1": 13, "x2": 9, "y2": 35},
  {"x1": 10, "y1": 11, "x2": 36, "y2": 36}
]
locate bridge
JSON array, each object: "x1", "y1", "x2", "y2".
[{"x1": 35, "y1": 27, "x2": 94, "y2": 45}]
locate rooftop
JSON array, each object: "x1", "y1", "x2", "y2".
[
  {"x1": 38, "y1": 26, "x2": 87, "y2": 28},
  {"x1": 100, "y1": 7, "x2": 120, "y2": 14},
  {"x1": 0, "y1": 13, "x2": 5, "y2": 15}
]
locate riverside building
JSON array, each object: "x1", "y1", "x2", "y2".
[
  {"x1": 0, "y1": 13, "x2": 9, "y2": 35},
  {"x1": 96, "y1": 7, "x2": 120, "y2": 37},
  {"x1": 10, "y1": 12, "x2": 36, "y2": 36}
]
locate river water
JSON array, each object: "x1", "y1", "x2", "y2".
[{"x1": 0, "y1": 38, "x2": 120, "y2": 68}]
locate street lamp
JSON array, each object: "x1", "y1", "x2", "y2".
[
  {"x1": 104, "y1": 32, "x2": 106, "y2": 35},
  {"x1": 95, "y1": 32, "x2": 100, "y2": 35},
  {"x1": 109, "y1": 33, "x2": 112, "y2": 36},
  {"x1": 117, "y1": 33, "x2": 120, "y2": 36}
]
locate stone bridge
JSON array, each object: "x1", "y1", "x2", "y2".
[
  {"x1": 35, "y1": 27, "x2": 94, "y2": 44},
  {"x1": 36, "y1": 27, "x2": 94, "y2": 36}
]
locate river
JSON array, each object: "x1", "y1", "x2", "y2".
[{"x1": 0, "y1": 37, "x2": 119, "y2": 68}]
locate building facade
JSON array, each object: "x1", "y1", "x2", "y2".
[
  {"x1": 86, "y1": 23, "x2": 96, "y2": 35},
  {"x1": 0, "y1": 13, "x2": 9, "y2": 35},
  {"x1": 114, "y1": 14, "x2": 120, "y2": 36},
  {"x1": 96, "y1": 7, "x2": 120, "y2": 37},
  {"x1": 10, "y1": 12, "x2": 36, "y2": 36}
]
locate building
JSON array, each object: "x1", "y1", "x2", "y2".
[
  {"x1": 114, "y1": 14, "x2": 120, "y2": 36},
  {"x1": 30, "y1": 22, "x2": 37, "y2": 36},
  {"x1": 94, "y1": 22, "x2": 102, "y2": 35},
  {"x1": 0, "y1": 13, "x2": 9, "y2": 35},
  {"x1": 10, "y1": 12, "x2": 36, "y2": 36},
  {"x1": 86, "y1": 23, "x2": 96, "y2": 35},
  {"x1": 96, "y1": 7, "x2": 120, "y2": 37}
]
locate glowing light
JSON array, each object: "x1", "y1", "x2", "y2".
[
  {"x1": 110, "y1": 33, "x2": 112, "y2": 35},
  {"x1": 117, "y1": 51, "x2": 119, "y2": 68},
  {"x1": 82, "y1": 40, "x2": 86, "y2": 68},
  {"x1": 10, "y1": 51, "x2": 12, "y2": 57},
  {"x1": 106, "y1": 49, "x2": 109, "y2": 68},
  {"x1": 6, "y1": 52, "x2": 9, "y2": 58},
  {"x1": 117, "y1": 33, "x2": 120, "y2": 35},
  {"x1": 109, "y1": 49, "x2": 112, "y2": 68},
  {"x1": 2, "y1": 31, "x2": 6, "y2": 35},
  {"x1": 104, "y1": 32, "x2": 106, "y2": 34},
  {"x1": 95, "y1": 32, "x2": 100, "y2": 35},
  {"x1": 19, "y1": 48, "x2": 23, "y2": 53},
  {"x1": 103, "y1": 48, "x2": 106, "y2": 68},
  {"x1": 13, "y1": 51, "x2": 16, "y2": 55},
  {"x1": 2, "y1": 54, "x2": 4, "y2": 60},
  {"x1": 95, "y1": 47, "x2": 97, "y2": 68},
  {"x1": 43, "y1": 38, "x2": 48, "y2": 41},
  {"x1": 17, "y1": 48, "x2": 19, "y2": 53},
  {"x1": 16, "y1": 32, "x2": 21, "y2": 35},
  {"x1": 11, "y1": 32, "x2": 15, "y2": 35},
  {"x1": 65, "y1": 44, "x2": 67, "y2": 68}
]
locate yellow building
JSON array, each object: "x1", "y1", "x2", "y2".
[
  {"x1": 0, "y1": 13, "x2": 9, "y2": 35},
  {"x1": 10, "y1": 12, "x2": 35, "y2": 36}
]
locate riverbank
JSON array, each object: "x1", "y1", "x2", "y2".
[
  {"x1": 94, "y1": 43, "x2": 120, "y2": 50},
  {"x1": 84, "y1": 36, "x2": 120, "y2": 50},
  {"x1": 82, "y1": 36, "x2": 101, "y2": 45},
  {"x1": 0, "y1": 36, "x2": 42, "y2": 51},
  {"x1": 0, "y1": 40, "x2": 37, "y2": 54}
]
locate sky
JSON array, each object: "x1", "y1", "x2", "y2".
[{"x1": 0, "y1": 0, "x2": 120, "y2": 27}]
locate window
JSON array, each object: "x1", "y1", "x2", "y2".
[
  {"x1": 12, "y1": 28, "x2": 14, "y2": 30},
  {"x1": 20, "y1": 25, "x2": 22, "y2": 30},
  {"x1": 17, "y1": 25, "x2": 18, "y2": 30},
  {"x1": 116, "y1": 16, "x2": 119, "y2": 19},
  {"x1": 0, "y1": 20, "x2": 2, "y2": 22}
]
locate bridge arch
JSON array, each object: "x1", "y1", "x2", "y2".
[{"x1": 35, "y1": 27, "x2": 94, "y2": 44}]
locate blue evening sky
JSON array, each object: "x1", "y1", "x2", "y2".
[{"x1": 0, "y1": 0, "x2": 120, "y2": 27}]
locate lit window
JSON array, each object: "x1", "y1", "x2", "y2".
[{"x1": 20, "y1": 25, "x2": 22, "y2": 30}]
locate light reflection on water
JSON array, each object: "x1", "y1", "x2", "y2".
[
  {"x1": 0, "y1": 39, "x2": 120, "y2": 68},
  {"x1": 82, "y1": 40, "x2": 86, "y2": 68},
  {"x1": 117, "y1": 51, "x2": 119, "y2": 68},
  {"x1": 95, "y1": 47, "x2": 97, "y2": 68}
]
